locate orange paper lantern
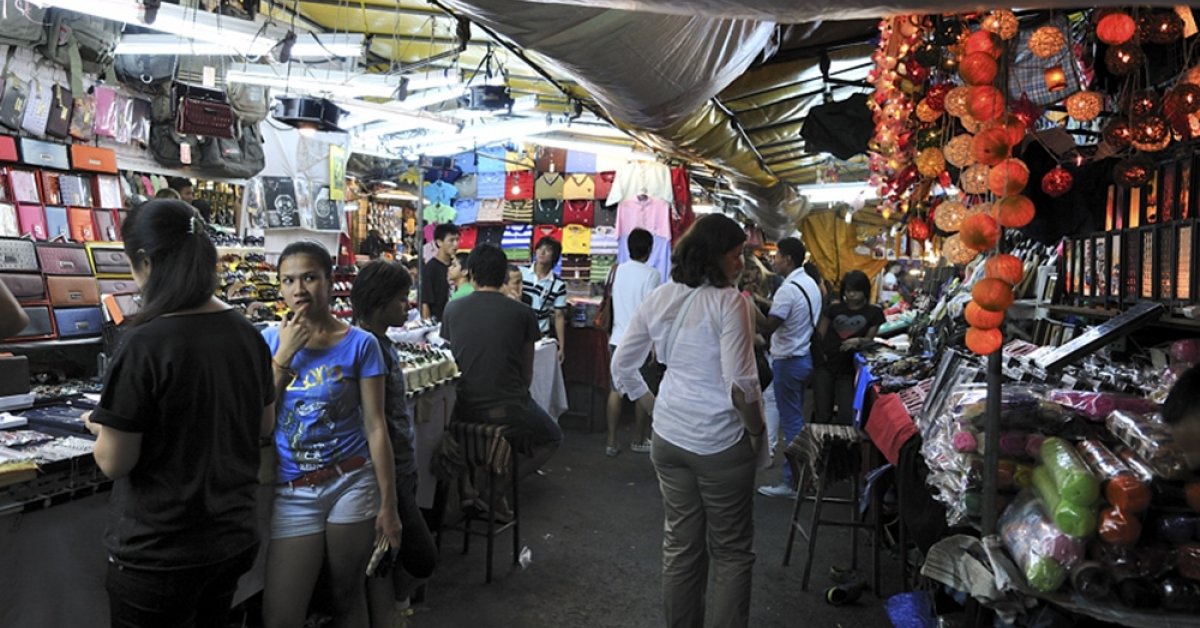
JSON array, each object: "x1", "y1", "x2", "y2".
[
  {"x1": 985, "y1": 254, "x2": 1025, "y2": 285},
  {"x1": 988, "y1": 159, "x2": 1029, "y2": 197},
  {"x1": 1043, "y1": 66, "x2": 1068, "y2": 93},
  {"x1": 1000, "y1": 114, "x2": 1027, "y2": 146},
  {"x1": 968, "y1": 85, "x2": 1006, "y2": 122},
  {"x1": 972, "y1": 277, "x2": 1015, "y2": 311},
  {"x1": 960, "y1": 52, "x2": 999, "y2": 86},
  {"x1": 966, "y1": 301, "x2": 1005, "y2": 329},
  {"x1": 1097, "y1": 11, "x2": 1137, "y2": 46},
  {"x1": 960, "y1": 213, "x2": 1000, "y2": 252},
  {"x1": 996, "y1": 194, "x2": 1036, "y2": 228},
  {"x1": 964, "y1": 30, "x2": 1002, "y2": 59},
  {"x1": 966, "y1": 326, "x2": 1004, "y2": 355},
  {"x1": 971, "y1": 127, "x2": 1011, "y2": 166}
]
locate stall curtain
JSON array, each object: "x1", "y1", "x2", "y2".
[{"x1": 799, "y1": 210, "x2": 888, "y2": 292}]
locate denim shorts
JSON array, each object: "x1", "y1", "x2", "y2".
[{"x1": 270, "y1": 463, "x2": 380, "y2": 539}]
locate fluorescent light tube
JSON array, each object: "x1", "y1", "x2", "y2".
[
  {"x1": 116, "y1": 33, "x2": 364, "y2": 58},
  {"x1": 226, "y1": 66, "x2": 458, "y2": 99},
  {"x1": 795, "y1": 182, "x2": 876, "y2": 205}
]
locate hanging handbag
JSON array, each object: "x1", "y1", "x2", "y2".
[
  {"x1": 0, "y1": 74, "x2": 28, "y2": 131},
  {"x1": 227, "y1": 82, "x2": 269, "y2": 123},
  {"x1": 44, "y1": 83, "x2": 73, "y2": 139},
  {"x1": 20, "y1": 76, "x2": 53, "y2": 137},
  {"x1": 149, "y1": 121, "x2": 200, "y2": 168},
  {"x1": 592, "y1": 263, "x2": 617, "y2": 334},
  {"x1": 115, "y1": 54, "x2": 177, "y2": 92},
  {"x1": 69, "y1": 89, "x2": 95, "y2": 141},
  {"x1": 173, "y1": 82, "x2": 234, "y2": 138}
]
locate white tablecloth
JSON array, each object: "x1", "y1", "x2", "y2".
[{"x1": 531, "y1": 340, "x2": 568, "y2": 421}]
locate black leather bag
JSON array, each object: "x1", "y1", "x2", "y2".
[
  {"x1": 44, "y1": 83, "x2": 73, "y2": 139},
  {"x1": 196, "y1": 120, "x2": 264, "y2": 178},
  {"x1": 115, "y1": 55, "x2": 176, "y2": 92},
  {"x1": 149, "y1": 122, "x2": 200, "y2": 168}
]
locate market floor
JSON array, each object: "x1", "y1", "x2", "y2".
[{"x1": 409, "y1": 428, "x2": 901, "y2": 628}]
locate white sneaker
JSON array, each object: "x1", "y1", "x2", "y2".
[{"x1": 757, "y1": 483, "x2": 795, "y2": 498}]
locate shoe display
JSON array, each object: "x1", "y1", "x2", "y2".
[
  {"x1": 605, "y1": 445, "x2": 620, "y2": 457},
  {"x1": 629, "y1": 440, "x2": 651, "y2": 453},
  {"x1": 756, "y1": 483, "x2": 795, "y2": 498}
]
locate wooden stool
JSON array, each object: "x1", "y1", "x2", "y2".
[
  {"x1": 435, "y1": 420, "x2": 534, "y2": 583},
  {"x1": 781, "y1": 424, "x2": 882, "y2": 594}
]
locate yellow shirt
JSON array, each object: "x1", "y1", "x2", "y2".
[
  {"x1": 562, "y1": 174, "x2": 595, "y2": 200},
  {"x1": 561, "y1": 223, "x2": 592, "y2": 255}
]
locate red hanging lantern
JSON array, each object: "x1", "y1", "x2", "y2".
[
  {"x1": 1105, "y1": 43, "x2": 1144, "y2": 77},
  {"x1": 1041, "y1": 167, "x2": 1074, "y2": 198},
  {"x1": 966, "y1": 327, "x2": 1004, "y2": 355},
  {"x1": 926, "y1": 83, "x2": 952, "y2": 112},
  {"x1": 996, "y1": 194, "x2": 1036, "y2": 228},
  {"x1": 1000, "y1": 114, "x2": 1027, "y2": 146},
  {"x1": 1096, "y1": 11, "x2": 1137, "y2": 45},
  {"x1": 972, "y1": 277, "x2": 1015, "y2": 311},
  {"x1": 967, "y1": 85, "x2": 1006, "y2": 122},
  {"x1": 908, "y1": 216, "x2": 931, "y2": 241},
  {"x1": 964, "y1": 30, "x2": 1002, "y2": 59},
  {"x1": 971, "y1": 127, "x2": 1011, "y2": 166},
  {"x1": 985, "y1": 254, "x2": 1025, "y2": 285},
  {"x1": 966, "y1": 301, "x2": 1005, "y2": 329},
  {"x1": 988, "y1": 159, "x2": 1029, "y2": 197},
  {"x1": 960, "y1": 52, "x2": 999, "y2": 86},
  {"x1": 960, "y1": 213, "x2": 1001, "y2": 252},
  {"x1": 1114, "y1": 157, "x2": 1153, "y2": 188}
]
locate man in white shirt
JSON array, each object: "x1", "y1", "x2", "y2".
[
  {"x1": 604, "y1": 229, "x2": 662, "y2": 456},
  {"x1": 753, "y1": 237, "x2": 822, "y2": 497}
]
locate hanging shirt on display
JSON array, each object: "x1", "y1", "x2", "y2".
[
  {"x1": 458, "y1": 226, "x2": 478, "y2": 250},
  {"x1": 591, "y1": 255, "x2": 616, "y2": 285},
  {"x1": 505, "y1": 171, "x2": 534, "y2": 200},
  {"x1": 615, "y1": 196, "x2": 672, "y2": 283},
  {"x1": 606, "y1": 161, "x2": 673, "y2": 205},
  {"x1": 670, "y1": 166, "x2": 696, "y2": 243},
  {"x1": 502, "y1": 224, "x2": 534, "y2": 250},
  {"x1": 477, "y1": 146, "x2": 506, "y2": 173},
  {"x1": 454, "y1": 174, "x2": 477, "y2": 199},
  {"x1": 423, "y1": 180, "x2": 458, "y2": 206},
  {"x1": 534, "y1": 199, "x2": 563, "y2": 225},
  {"x1": 562, "y1": 174, "x2": 595, "y2": 200},
  {"x1": 535, "y1": 172, "x2": 565, "y2": 200},
  {"x1": 531, "y1": 224, "x2": 563, "y2": 249},
  {"x1": 535, "y1": 147, "x2": 568, "y2": 173},
  {"x1": 476, "y1": 225, "x2": 505, "y2": 248},
  {"x1": 423, "y1": 203, "x2": 456, "y2": 225},
  {"x1": 453, "y1": 199, "x2": 479, "y2": 226},
  {"x1": 591, "y1": 226, "x2": 619, "y2": 255},
  {"x1": 506, "y1": 150, "x2": 535, "y2": 171},
  {"x1": 453, "y1": 152, "x2": 476, "y2": 174},
  {"x1": 563, "y1": 199, "x2": 595, "y2": 226},
  {"x1": 475, "y1": 172, "x2": 507, "y2": 199},
  {"x1": 560, "y1": 254, "x2": 591, "y2": 281},
  {"x1": 593, "y1": 171, "x2": 616, "y2": 201},
  {"x1": 562, "y1": 224, "x2": 592, "y2": 255},
  {"x1": 476, "y1": 199, "x2": 505, "y2": 223},
  {"x1": 594, "y1": 202, "x2": 618, "y2": 227},
  {"x1": 565, "y1": 150, "x2": 597, "y2": 174},
  {"x1": 595, "y1": 153, "x2": 627, "y2": 174},
  {"x1": 521, "y1": 266, "x2": 567, "y2": 335},
  {"x1": 503, "y1": 200, "x2": 534, "y2": 223}
]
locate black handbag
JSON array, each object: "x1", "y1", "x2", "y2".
[
  {"x1": 44, "y1": 83, "x2": 73, "y2": 139},
  {"x1": 0, "y1": 75, "x2": 28, "y2": 131},
  {"x1": 196, "y1": 120, "x2": 264, "y2": 179},
  {"x1": 149, "y1": 121, "x2": 200, "y2": 168},
  {"x1": 115, "y1": 55, "x2": 176, "y2": 92}
]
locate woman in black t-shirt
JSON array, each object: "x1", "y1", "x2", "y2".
[
  {"x1": 84, "y1": 200, "x2": 275, "y2": 628},
  {"x1": 812, "y1": 270, "x2": 885, "y2": 425}
]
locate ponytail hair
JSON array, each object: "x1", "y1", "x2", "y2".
[{"x1": 121, "y1": 200, "x2": 217, "y2": 325}]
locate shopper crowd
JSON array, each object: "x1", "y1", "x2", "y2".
[{"x1": 1, "y1": 200, "x2": 919, "y2": 628}]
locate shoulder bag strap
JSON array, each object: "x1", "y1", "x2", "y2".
[
  {"x1": 662, "y1": 286, "x2": 703, "y2": 365},
  {"x1": 790, "y1": 280, "x2": 817, "y2": 324}
]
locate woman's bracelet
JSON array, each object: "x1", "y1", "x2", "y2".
[{"x1": 272, "y1": 356, "x2": 295, "y2": 373}]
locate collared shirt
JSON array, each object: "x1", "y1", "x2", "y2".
[
  {"x1": 609, "y1": 259, "x2": 660, "y2": 347},
  {"x1": 768, "y1": 267, "x2": 822, "y2": 358},
  {"x1": 521, "y1": 265, "x2": 567, "y2": 335},
  {"x1": 611, "y1": 282, "x2": 761, "y2": 456}
]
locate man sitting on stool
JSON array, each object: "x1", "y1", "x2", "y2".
[{"x1": 442, "y1": 244, "x2": 563, "y2": 493}]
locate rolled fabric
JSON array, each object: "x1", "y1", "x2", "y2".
[
  {"x1": 1106, "y1": 411, "x2": 1189, "y2": 480},
  {"x1": 1014, "y1": 464, "x2": 1034, "y2": 489},
  {"x1": 1033, "y1": 465, "x2": 1097, "y2": 538},
  {"x1": 952, "y1": 430, "x2": 978, "y2": 453},
  {"x1": 1115, "y1": 447, "x2": 1156, "y2": 483},
  {"x1": 1077, "y1": 440, "x2": 1151, "y2": 513},
  {"x1": 1025, "y1": 433, "x2": 1046, "y2": 460},
  {"x1": 999, "y1": 431, "x2": 1028, "y2": 458},
  {"x1": 1041, "y1": 437, "x2": 1100, "y2": 506},
  {"x1": 1178, "y1": 545, "x2": 1200, "y2": 582},
  {"x1": 1070, "y1": 561, "x2": 1113, "y2": 600},
  {"x1": 1154, "y1": 514, "x2": 1200, "y2": 545},
  {"x1": 1098, "y1": 507, "x2": 1142, "y2": 547},
  {"x1": 999, "y1": 493, "x2": 1077, "y2": 592}
]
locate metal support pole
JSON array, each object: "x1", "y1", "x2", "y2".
[{"x1": 981, "y1": 349, "x2": 1003, "y2": 535}]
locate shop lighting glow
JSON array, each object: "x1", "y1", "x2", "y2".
[
  {"x1": 796, "y1": 182, "x2": 877, "y2": 206},
  {"x1": 225, "y1": 67, "x2": 460, "y2": 99},
  {"x1": 116, "y1": 33, "x2": 364, "y2": 59}
]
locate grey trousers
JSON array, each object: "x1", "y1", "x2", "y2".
[{"x1": 651, "y1": 433, "x2": 757, "y2": 628}]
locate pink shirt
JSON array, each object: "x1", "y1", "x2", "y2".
[{"x1": 615, "y1": 196, "x2": 672, "y2": 240}]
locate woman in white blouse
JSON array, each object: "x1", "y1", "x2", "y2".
[{"x1": 611, "y1": 213, "x2": 765, "y2": 628}]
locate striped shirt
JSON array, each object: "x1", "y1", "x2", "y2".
[{"x1": 521, "y1": 266, "x2": 567, "y2": 335}]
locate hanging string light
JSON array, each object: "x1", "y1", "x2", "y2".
[
  {"x1": 1028, "y1": 26, "x2": 1067, "y2": 59},
  {"x1": 1105, "y1": 43, "x2": 1144, "y2": 77},
  {"x1": 1065, "y1": 91, "x2": 1104, "y2": 122},
  {"x1": 944, "y1": 134, "x2": 976, "y2": 168}
]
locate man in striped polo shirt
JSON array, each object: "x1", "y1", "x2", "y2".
[{"x1": 521, "y1": 236, "x2": 567, "y2": 362}]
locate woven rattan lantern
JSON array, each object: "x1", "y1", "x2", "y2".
[
  {"x1": 1065, "y1": 91, "x2": 1103, "y2": 122},
  {"x1": 944, "y1": 134, "x2": 975, "y2": 168},
  {"x1": 982, "y1": 10, "x2": 1019, "y2": 40},
  {"x1": 1028, "y1": 26, "x2": 1066, "y2": 59}
]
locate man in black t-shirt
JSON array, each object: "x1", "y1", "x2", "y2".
[
  {"x1": 419, "y1": 224, "x2": 459, "y2": 321},
  {"x1": 442, "y1": 244, "x2": 562, "y2": 479}
]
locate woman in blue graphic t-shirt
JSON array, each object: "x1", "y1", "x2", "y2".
[{"x1": 260, "y1": 242, "x2": 400, "y2": 628}]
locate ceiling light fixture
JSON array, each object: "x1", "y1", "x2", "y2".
[
  {"x1": 225, "y1": 66, "x2": 458, "y2": 99},
  {"x1": 795, "y1": 181, "x2": 876, "y2": 206}
]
